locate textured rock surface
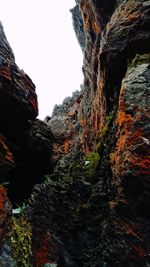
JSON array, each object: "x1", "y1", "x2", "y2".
[
  {"x1": 47, "y1": 0, "x2": 150, "y2": 165},
  {"x1": 46, "y1": 91, "x2": 83, "y2": 168},
  {"x1": 0, "y1": 22, "x2": 38, "y2": 129},
  {"x1": 36, "y1": 1, "x2": 150, "y2": 267},
  {"x1": 0, "y1": 243, "x2": 17, "y2": 267},
  {"x1": 0, "y1": 21, "x2": 54, "y2": 266},
  {"x1": 0, "y1": 186, "x2": 11, "y2": 248},
  {"x1": 70, "y1": 5, "x2": 85, "y2": 51},
  {"x1": 0, "y1": 0, "x2": 150, "y2": 267},
  {"x1": 0, "y1": 21, "x2": 54, "y2": 206},
  {"x1": 111, "y1": 59, "x2": 150, "y2": 180},
  {"x1": 0, "y1": 135, "x2": 14, "y2": 179}
]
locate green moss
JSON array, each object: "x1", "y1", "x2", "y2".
[
  {"x1": 84, "y1": 152, "x2": 100, "y2": 177},
  {"x1": 7, "y1": 216, "x2": 32, "y2": 267},
  {"x1": 97, "y1": 112, "x2": 113, "y2": 153},
  {"x1": 68, "y1": 161, "x2": 84, "y2": 178},
  {"x1": 128, "y1": 53, "x2": 150, "y2": 69}
]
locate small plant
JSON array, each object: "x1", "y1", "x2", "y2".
[
  {"x1": 6, "y1": 215, "x2": 32, "y2": 267},
  {"x1": 84, "y1": 152, "x2": 100, "y2": 177},
  {"x1": 97, "y1": 112, "x2": 113, "y2": 153}
]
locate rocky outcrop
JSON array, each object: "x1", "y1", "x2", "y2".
[
  {"x1": 47, "y1": 0, "x2": 150, "y2": 166},
  {"x1": 36, "y1": 0, "x2": 150, "y2": 266},
  {"x1": 0, "y1": 21, "x2": 54, "y2": 266},
  {"x1": 111, "y1": 56, "x2": 150, "y2": 181},
  {"x1": 45, "y1": 90, "x2": 83, "y2": 168},
  {"x1": 0, "y1": 21, "x2": 53, "y2": 204},
  {"x1": 70, "y1": 5, "x2": 85, "y2": 51}
]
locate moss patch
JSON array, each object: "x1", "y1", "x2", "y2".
[
  {"x1": 84, "y1": 152, "x2": 100, "y2": 177},
  {"x1": 128, "y1": 53, "x2": 150, "y2": 69},
  {"x1": 97, "y1": 112, "x2": 113, "y2": 153},
  {"x1": 6, "y1": 216, "x2": 32, "y2": 267}
]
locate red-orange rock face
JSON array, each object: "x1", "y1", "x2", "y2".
[
  {"x1": 0, "y1": 186, "x2": 11, "y2": 248},
  {"x1": 0, "y1": 0, "x2": 149, "y2": 266},
  {"x1": 49, "y1": 0, "x2": 150, "y2": 165},
  {"x1": 0, "y1": 21, "x2": 54, "y2": 266},
  {"x1": 0, "y1": 59, "x2": 38, "y2": 120},
  {"x1": 0, "y1": 134, "x2": 14, "y2": 177},
  {"x1": 111, "y1": 62, "x2": 150, "y2": 180},
  {"x1": 40, "y1": 1, "x2": 150, "y2": 266},
  {"x1": 0, "y1": 22, "x2": 53, "y2": 206}
]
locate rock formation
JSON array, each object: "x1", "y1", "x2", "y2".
[
  {"x1": 0, "y1": 0, "x2": 150, "y2": 267},
  {"x1": 0, "y1": 22, "x2": 53, "y2": 206}
]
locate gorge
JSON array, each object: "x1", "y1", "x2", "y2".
[{"x1": 0, "y1": 0, "x2": 150, "y2": 267}]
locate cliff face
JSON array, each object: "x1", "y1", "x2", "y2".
[
  {"x1": 0, "y1": 1, "x2": 150, "y2": 267},
  {"x1": 0, "y1": 22, "x2": 53, "y2": 205},
  {"x1": 40, "y1": 0, "x2": 150, "y2": 266},
  {"x1": 49, "y1": 0, "x2": 150, "y2": 164}
]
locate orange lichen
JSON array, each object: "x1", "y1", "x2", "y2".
[
  {"x1": 109, "y1": 199, "x2": 128, "y2": 210},
  {"x1": 126, "y1": 227, "x2": 139, "y2": 239},
  {"x1": 64, "y1": 140, "x2": 69, "y2": 154},
  {"x1": 133, "y1": 244, "x2": 147, "y2": 258},
  {"x1": 129, "y1": 155, "x2": 150, "y2": 175},
  {"x1": 29, "y1": 97, "x2": 38, "y2": 114},
  {"x1": 33, "y1": 234, "x2": 58, "y2": 267},
  {"x1": 111, "y1": 0, "x2": 140, "y2": 25},
  {"x1": 92, "y1": 21, "x2": 101, "y2": 33},
  {"x1": 0, "y1": 135, "x2": 14, "y2": 164},
  {"x1": 117, "y1": 111, "x2": 132, "y2": 128},
  {"x1": 127, "y1": 11, "x2": 140, "y2": 23},
  {"x1": 81, "y1": 0, "x2": 101, "y2": 33},
  {"x1": 110, "y1": 79, "x2": 150, "y2": 179}
]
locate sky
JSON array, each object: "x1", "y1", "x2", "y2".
[{"x1": 0, "y1": 0, "x2": 83, "y2": 119}]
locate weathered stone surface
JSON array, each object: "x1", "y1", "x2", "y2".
[
  {"x1": 111, "y1": 59, "x2": 150, "y2": 180},
  {"x1": 0, "y1": 22, "x2": 14, "y2": 62},
  {"x1": 27, "y1": 175, "x2": 93, "y2": 267},
  {"x1": 0, "y1": 243, "x2": 18, "y2": 267},
  {"x1": 7, "y1": 118, "x2": 54, "y2": 205},
  {"x1": 0, "y1": 55, "x2": 38, "y2": 126},
  {"x1": 0, "y1": 186, "x2": 11, "y2": 248},
  {"x1": 0, "y1": 22, "x2": 38, "y2": 154},
  {"x1": 100, "y1": 0, "x2": 150, "y2": 106},
  {"x1": 0, "y1": 22, "x2": 54, "y2": 206},
  {"x1": 48, "y1": 0, "x2": 150, "y2": 166},
  {"x1": 24, "y1": 119, "x2": 53, "y2": 156},
  {"x1": 0, "y1": 134, "x2": 14, "y2": 179},
  {"x1": 40, "y1": 1, "x2": 150, "y2": 267},
  {"x1": 70, "y1": 5, "x2": 85, "y2": 51},
  {"x1": 46, "y1": 91, "x2": 83, "y2": 167},
  {"x1": 27, "y1": 183, "x2": 61, "y2": 267},
  {"x1": 0, "y1": 0, "x2": 150, "y2": 266}
]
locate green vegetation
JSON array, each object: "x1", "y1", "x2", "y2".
[
  {"x1": 84, "y1": 152, "x2": 100, "y2": 177},
  {"x1": 97, "y1": 112, "x2": 113, "y2": 153},
  {"x1": 6, "y1": 215, "x2": 32, "y2": 267},
  {"x1": 128, "y1": 53, "x2": 150, "y2": 69}
]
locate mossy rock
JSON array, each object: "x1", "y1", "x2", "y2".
[
  {"x1": 84, "y1": 152, "x2": 100, "y2": 178},
  {"x1": 6, "y1": 216, "x2": 32, "y2": 267},
  {"x1": 128, "y1": 53, "x2": 150, "y2": 69},
  {"x1": 97, "y1": 112, "x2": 113, "y2": 153}
]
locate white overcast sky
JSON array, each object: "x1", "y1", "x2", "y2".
[{"x1": 0, "y1": 0, "x2": 83, "y2": 119}]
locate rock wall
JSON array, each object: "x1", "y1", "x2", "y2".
[
  {"x1": 0, "y1": 21, "x2": 53, "y2": 204},
  {"x1": 39, "y1": 0, "x2": 150, "y2": 266},
  {"x1": 49, "y1": 0, "x2": 150, "y2": 165},
  {"x1": 0, "y1": 0, "x2": 150, "y2": 267}
]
